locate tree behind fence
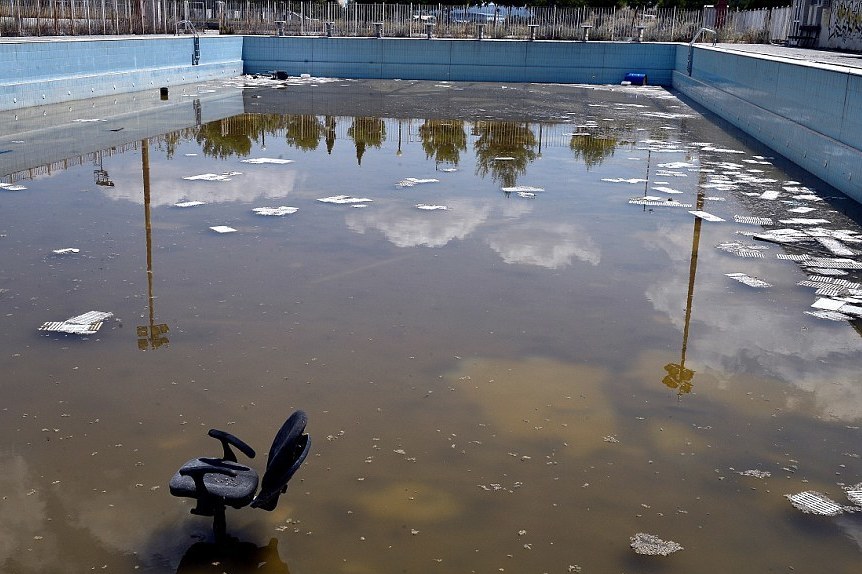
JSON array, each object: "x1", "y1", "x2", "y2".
[{"x1": 0, "y1": 1, "x2": 792, "y2": 43}]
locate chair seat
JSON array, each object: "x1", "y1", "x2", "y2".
[{"x1": 170, "y1": 457, "x2": 259, "y2": 509}]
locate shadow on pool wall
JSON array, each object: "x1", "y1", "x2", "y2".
[{"x1": 1, "y1": 36, "x2": 860, "y2": 202}]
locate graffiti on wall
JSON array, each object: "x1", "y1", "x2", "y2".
[{"x1": 828, "y1": 0, "x2": 862, "y2": 42}]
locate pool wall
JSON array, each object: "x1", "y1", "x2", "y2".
[
  {"x1": 1, "y1": 36, "x2": 860, "y2": 202},
  {"x1": 0, "y1": 36, "x2": 243, "y2": 112},
  {"x1": 673, "y1": 45, "x2": 862, "y2": 203}
]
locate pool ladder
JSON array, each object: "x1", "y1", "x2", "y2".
[
  {"x1": 179, "y1": 20, "x2": 201, "y2": 66},
  {"x1": 687, "y1": 27, "x2": 716, "y2": 76}
]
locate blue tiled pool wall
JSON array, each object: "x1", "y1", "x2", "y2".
[
  {"x1": 672, "y1": 45, "x2": 862, "y2": 203},
  {"x1": 241, "y1": 36, "x2": 675, "y2": 85},
  {"x1": 0, "y1": 37, "x2": 243, "y2": 111},
  {"x1": 1, "y1": 36, "x2": 860, "y2": 202}
]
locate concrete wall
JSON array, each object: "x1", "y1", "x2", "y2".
[
  {"x1": 0, "y1": 36, "x2": 243, "y2": 111},
  {"x1": 672, "y1": 44, "x2": 862, "y2": 203},
  {"x1": 241, "y1": 36, "x2": 676, "y2": 86}
]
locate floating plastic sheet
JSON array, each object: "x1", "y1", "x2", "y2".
[
  {"x1": 726, "y1": 273, "x2": 771, "y2": 288},
  {"x1": 415, "y1": 204, "x2": 448, "y2": 211},
  {"x1": 689, "y1": 211, "x2": 725, "y2": 222},
  {"x1": 209, "y1": 226, "x2": 237, "y2": 234},
  {"x1": 759, "y1": 190, "x2": 780, "y2": 200},
  {"x1": 252, "y1": 206, "x2": 298, "y2": 216},
  {"x1": 502, "y1": 186, "x2": 545, "y2": 193},
  {"x1": 777, "y1": 254, "x2": 811, "y2": 261},
  {"x1": 752, "y1": 229, "x2": 809, "y2": 244},
  {"x1": 183, "y1": 172, "x2": 242, "y2": 182},
  {"x1": 0, "y1": 182, "x2": 27, "y2": 191},
  {"x1": 240, "y1": 158, "x2": 295, "y2": 165},
  {"x1": 52, "y1": 248, "x2": 79, "y2": 255},
  {"x1": 805, "y1": 309, "x2": 851, "y2": 321},
  {"x1": 174, "y1": 201, "x2": 206, "y2": 208},
  {"x1": 397, "y1": 177, "x2": 440, "y2": 188},
  {"x1": 811, "y1": 298, "x2": 846, "y2": 311},
  {"x1": 808, "y1": 268, "x2": 848, "y2": 276},
  {"x1": 786, "y1": 491, "x2": 845, "y2": 516},
  {"x1": 603, "y1": 178, "x2": 648, "y2": 184},
  {"x1": 39, "y1": 311, "x2": 113, "y2": 335},
  {"x1": 629, "y1": 533, "x2": 683, "y2": 556},
  {"x1": 734, "y1": 215, "x2": 773, "y2": 226},
  {"x1": 788, "y1": 206, "x2": 816, "y2": 214},
  {"x1": 317, "y1": 195, "x2": 373, "y2": 205},
  {"x1": 845, "y1": 484, "x2": 862, "y2": 507}
]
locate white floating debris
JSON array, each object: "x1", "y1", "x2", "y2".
[
  {"x1": 73, "y1": 118, "x2": 106, "y2": 123},
  {"x1": 630, "y1": 533, "x2": 683, "y2": 556},
  {"x1": 808, "y1": 267, "x2": 848, "y2": 276},
  {"x1": 787, "y1": 206, "x2": 816, "y2": 214},
  {"x1": 415, "y1": 204, "x2": 448, "y2": 211},
  {"x1": 652, "y1": 186, "x2": 682, "y2": 194},
  {"x1": 734, "y1": 215, "x2": 773, "y2": 226},
  {"x1": 657, "y1": 161, "x2": 698, "y2": 170},
  {"x1": 689, "y1": 211, "x2": 725, "y2": 222},
  {"x1": 628, "y1": 197, "x2": 692, "y2": 207},
  {"x1": 209, "y1": 226, "x2": 237, "y2": 234},
  {"x1": 440, "y1": 168, "x2": 458, "y2": 173},
  {"x1": 317, "y1": 195, "x2": 373, "y2": 205},
  {"x1": 716, "y1": 242, "x2": 766, "y2": 258},
  {"x1": 777, "y1": 253, "x2": 811, "y2": 261},
  {"x1": 759, "y1": 190, "x2": 780, "y2": 200},
  {"x1": 183, "y1": 172, "x2": 242, "y2": 182},
  {"x1": 174, "y1": 200, "x2": 206, "y2": 208},
  {"x1": 805, "y1": 309, "x2": 851, "y2": 321},
  {"x1": 52, "y1": 248, "x2": 80, "y2": 255},
  {"x1": 806, "y1": 258, "x2": 862, "y2": 269},
  {"x1": 701, "y1": 146, "x2": 745, "y2": 154},
  {"x1": 751, "y1": 229, "x2": 809, "y2": 244},
  {"x1": 493, "y1": 156, "x2": 516, "y2": 161},
  {"x1": 737, "y1": 469, "x2": 771, "y2": 478},
  {"x1": 726, "y1": 273, "x2": 771, "y2": 288},
  {"x1": 39, "y1": 311, "x2": 113, "y2": 335},
  {"x1": 240, "y1": 158, "x2": 295, "y2": 165},
  {"x1": 502, "y1": 186, "x2": 545, "y2": 193},
  {"x1": 814, "y1": 237, "x2": 855, "y2": 256},
  {"x1": 786, "y1": 491, "x2": 845, "y2": 516},
  {"x1": 845, "y1": 484, "x2": 862, "y2": 507},
  {"x1": 517, "y1": 192, "x2": 536, "y2": 199},
  {"x1": 811, "y1": 298, "x2": 846, "y2": 311},
  {"x1": 779, "y1": 218, "x2": 831, "y2": 225},
  {"x1": 603, "y1": 178, "x2": 647, "y2": 184},
  {"x1": 397, "y1": 177, "x2": 440, "y2": 188},
  {"x1": 252, "y1": 206, "x2": 298, "y2": 216}
]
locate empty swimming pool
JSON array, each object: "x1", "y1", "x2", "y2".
[{"x1": 1, "y1": 78, "x2": 861, "y2": 573}]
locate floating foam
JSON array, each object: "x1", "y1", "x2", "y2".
[
  {"x1": 318, "y1": 195, "x2": 373, "y2": 205},
  {"x1": 397, "y1": 177, "x2": 440, "y2": 187},
  {"x1": 726, "y1": 273, "x2": 771, "y2": 288},
  {"x1": 253, "y1": 206, "x2": 298, "y2": 216},
  {"x1": 629, "y1": 533, "x2": 683, "y2": 556}
]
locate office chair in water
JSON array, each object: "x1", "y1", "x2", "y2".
[{"x1": 169, "y1": 410, "x2": 310, "y2": 539}]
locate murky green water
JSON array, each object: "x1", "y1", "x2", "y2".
[{"x1": 1, "y1": 79, "x2": 860, "y2": 573}]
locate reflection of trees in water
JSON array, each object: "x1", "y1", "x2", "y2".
[
  {"x1": 325, "y1": 116, "x2": 337, "y2": 154},
  {"x1": 473, "y1": 121, "x2": 537, "y2": 188},
  {"x1": 570, "y1": 133, "x2": 619, "y2": 169},
  {"x1": 348, "y1": 117, "x2": 386, "y2": 165},
  {"x1": 419, "y1": 120, "x2": 467, "y2": 167},
  {"x1": 195, "y1": 114, "x2": 288, "y2": 159},
  {"x1": 285, "y1": 115, "x2": 323, "y2": 151}
]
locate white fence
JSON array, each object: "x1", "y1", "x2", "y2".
[{"x1": 0, "y1": 1, "x2": 792, "y2": 43}]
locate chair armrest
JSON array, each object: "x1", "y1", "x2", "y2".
[
  {"x1": 208, "y1": 428, "x2": 256, "y2": 462},
  {"x1": 179, "y1": 464, "x2": 238, "y2": 498}
]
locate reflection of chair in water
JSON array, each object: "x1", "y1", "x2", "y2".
[
  {"x1": 170, "y1": 411, "x2": 311, "y2": 540},
  {"x1": 177, "y1": 536, "x2": 291, "y2": 573}
]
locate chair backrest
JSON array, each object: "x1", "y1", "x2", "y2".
[{"x1": 251, "y1": 410, "x2": 311, "y2": 511}]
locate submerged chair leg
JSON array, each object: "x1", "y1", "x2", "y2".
[{"x1": 212, "y1": 506, "x2": 228, "y2": 541}]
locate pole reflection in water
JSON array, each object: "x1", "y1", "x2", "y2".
[
  {"x1": 662, "y1": 183, "x2": 705, "y2": 397},
  {"x1": 137, "y1": 138, "x2": 170, "y2": 351}
]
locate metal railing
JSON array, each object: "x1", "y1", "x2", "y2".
[{"x1": 0, "y1": 1, "x2": 792, "y2": 43}]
